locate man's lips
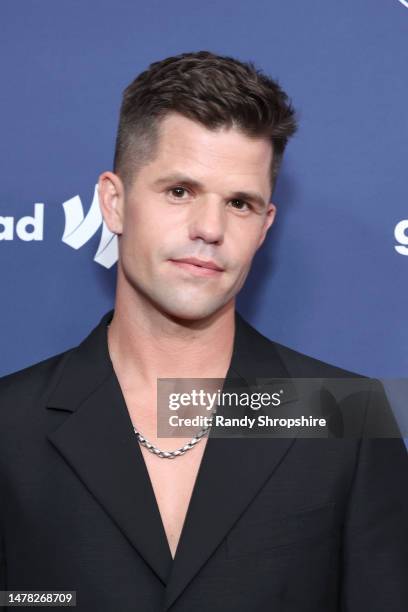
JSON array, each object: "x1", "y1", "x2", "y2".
[{"x1": 169, "y1": 257, "x2": 224, "y2": 276}]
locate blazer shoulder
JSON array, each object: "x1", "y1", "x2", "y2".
[
  {"x1": 272, "y1": 338, "x2": 362, "y2": 379},
  {"x1": 241, "y1": 316, "x2": 363, "y2": 379},
  {"x1": 0, "y1": 348, "x2": 75, "y2": 417}
]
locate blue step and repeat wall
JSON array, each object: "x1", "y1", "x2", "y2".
[{"x1": 1, "y1": 1, "x2": 407, "y2": 445}]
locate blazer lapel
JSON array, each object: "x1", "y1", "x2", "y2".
[
  {"x1": 46, "y1": 310, "x2": 173, "y2": 584},
  {"x1": 163, "y1": 313, "x2": 298, "y2": 610}
]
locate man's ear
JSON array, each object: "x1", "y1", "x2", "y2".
[
  {"x1": 98, "y1": 171, "x2": 125, "y2": 235},
  {"x1": 257, "y1": 202, "x2": 277, "y2": 250}
]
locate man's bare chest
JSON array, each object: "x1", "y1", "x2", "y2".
[
  {"x1": 139, "y1": 439, "x2": 208, "y2": 559},
  {"x1": 116, "y1": 379, "x2": 213, "y2": 558}
]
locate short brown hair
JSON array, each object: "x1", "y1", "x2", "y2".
[{"x1": 114, "y1": 50, "x2": 298, "y2": 189}]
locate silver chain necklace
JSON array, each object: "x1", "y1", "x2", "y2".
[
  {"x1": 108, "y1": 323, "x2": 216, "y2": 459},
  {"x1": 133, "y1": 420, "x2": 213, "y2": 459}
]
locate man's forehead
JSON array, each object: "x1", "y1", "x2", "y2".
[
  {"x1": 151, "y1": 113, "x2": 273, "y2": 184},
  {"x1": 157, "y1": 113, "x2": 272, "y2": 156}
]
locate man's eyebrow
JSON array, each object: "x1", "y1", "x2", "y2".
[
  {"x1": 152, "y1": 173, "x2": 267, "y2": 209},
  {"x1": 152, "y1": 173, "x2": 203, "y2": 190}
]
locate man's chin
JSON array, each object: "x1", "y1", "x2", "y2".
[{"x1": 159, "y1": 300, "x2": 232, "y2": 325}]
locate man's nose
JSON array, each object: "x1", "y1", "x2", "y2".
[{"x1": 188, "y1": 197, "x2": 225, "y2": 245}]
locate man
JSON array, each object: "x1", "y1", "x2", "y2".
[{"x1": 0, "y1": 51, "x2": 407, "y2": 611}]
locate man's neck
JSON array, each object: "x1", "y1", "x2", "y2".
[{"x1": 107, "y1": 293, "x2": 236, "y2": 393}]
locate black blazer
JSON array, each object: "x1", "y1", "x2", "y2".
[{"x1": 1, "y1": 309, "x2": 407, "y2": 611}]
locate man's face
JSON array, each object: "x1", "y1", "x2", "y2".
[{"x1": 101, "y1": 113, "x2": 276, "y2": 321}]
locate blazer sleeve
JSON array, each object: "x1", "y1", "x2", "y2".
[{"x1": 340, "y1": 379, "x2": 408, "y2": 610}]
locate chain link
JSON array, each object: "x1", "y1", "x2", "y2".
[{"x1": 133, "y1": 417, "x2": 214, "y2": 459}]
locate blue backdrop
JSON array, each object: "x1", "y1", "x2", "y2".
[{"x1": 1, "y1": 0, "x2": 407, "y2": 442}]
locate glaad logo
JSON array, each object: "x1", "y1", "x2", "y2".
[
  {"x1": 0, "y1": 204, "x2": 44, "y2": 240},
  {"x1": 395, "y1": 219, "x2": 408, "y2": 256},
  {"x1": 398, "y1": 0, "x2": 408, "y2": 8},
  {"x1": 62, "y1": 184, "x2": 118, "y2": 269}
]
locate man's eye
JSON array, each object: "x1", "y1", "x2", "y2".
[
  {"x1": 229, "y1": 199, "x2": 249, "y2": 211},
  {"x1": 169, "y1": 187, "x2": 188, "y2": 198}
]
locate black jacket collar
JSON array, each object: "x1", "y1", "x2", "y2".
[{"x1": 46, "y1": 308, "x2": 293, "y2": 413}]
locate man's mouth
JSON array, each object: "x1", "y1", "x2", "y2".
[{"x1": 169, "y1": 257, "x2": 224, "y2": 276}]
